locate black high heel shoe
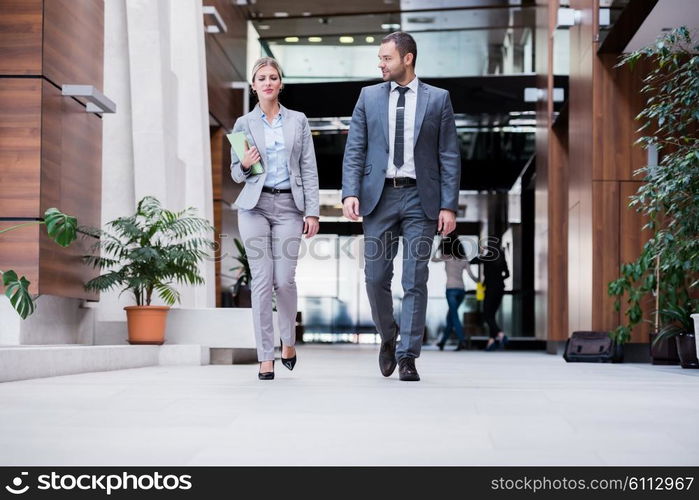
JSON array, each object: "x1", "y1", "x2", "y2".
[
  {"x1": 258, "y1": 360, "x2": 274, "y2": 380},
  {"x1": 280, "y1": 340, "x2": 297, "y2": 371}
]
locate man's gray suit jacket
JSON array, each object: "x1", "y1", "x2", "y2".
[{"x1": 342, "y1": 80, "x2": 461, "y2": 219}]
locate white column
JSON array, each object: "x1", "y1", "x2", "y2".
[{"x1": 98, "y1": 0, "x2": 215, "y2": 337}]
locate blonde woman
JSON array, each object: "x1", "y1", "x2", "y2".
[{"x1": 230, "y1": 57, "x2": 320, "y2": 380}]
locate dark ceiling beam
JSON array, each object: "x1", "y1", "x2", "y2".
[
  {"x1": 260, "y1": 24, "x2": 536, "y2": 42},
  {"x1": 598, "y1": 0, "x2": 659, "y2": 54},
  {"x1": 248, "y1": 4, "x2": 543, "y2": 22}
]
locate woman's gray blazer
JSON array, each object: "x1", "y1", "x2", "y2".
[{"x1": 230, "y1": 103, "x2": 320, "y2": 218}]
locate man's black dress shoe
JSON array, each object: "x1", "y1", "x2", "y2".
[
  {"x1": 398, "y1": 357, "x2": 420, "y2": 381},
  {"x1": 258, "y1": 360, "x2": 274, "y2": 380},
  {"x1": 379, "y1": 334, "x2": 398, "y2": 377}
]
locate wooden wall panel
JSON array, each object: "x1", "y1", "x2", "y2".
[
  {"x1": 40, "y1": 81, "x2": 102, "y2": 228},
  {"x1": 1, "y1": 0, "x2": 104, "y2": 303},
  {"x1": 0, "y1": 79, "x2": 42, "y2": 217},
  {"x1": 535, "y1": 0, "x2": 571, "y2": 344},
  {"x1": 594, "y1": 54, "x2": 650, "y2": 181},
  {"x1": 38, "y1": 226, "x2": 99, "y2": 300},
  {"x1": 0, "y1": 222, "x2": 39, "y2": 291},
  {"x1": 548, "y1": 123, "x2": 568, "y2": 341},
  {"x1": 42, "y1": 0, "x2": 104, "y2": 89},
  {"x1": 206, "y1": 37, "x2": 241, "y2": 130},
  {"x1": 619, "y1": 180, "x2": 653, "y2": 342},
  {"x1": 0, "y1": 0, "x2": 43, "y2": 76},
  {"x1": 567, "y1": 0, "x2": 597, "y2": 334},
  {"x1": 591, "y1": 181, "x2": 620, "y2": 332},
  {"x1": 38, "y1": 81, "x2": 101, "y2": 299}
]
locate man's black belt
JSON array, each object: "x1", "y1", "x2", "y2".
[
  {"x1": 385, "y1": 177, "x2": 417, "y2": 188},
  {"x1": 262, "y1": 186, "x2": 292, "y2": 194}
]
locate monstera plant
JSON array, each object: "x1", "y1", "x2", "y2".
[
  {"x1": 0, "y1": 208, "x2": 78, "y2": 319},
  {"x1": 608, "y1": 27, "x2": 699, "y2": 348}
]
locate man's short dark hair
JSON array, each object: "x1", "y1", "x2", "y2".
[{"x1": 382, "y1": 31, "x2": 417, "y2": 68}]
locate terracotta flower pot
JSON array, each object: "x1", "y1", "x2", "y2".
[{"x1": 124, "y1": 306, "x2": 170, "y2": 345}]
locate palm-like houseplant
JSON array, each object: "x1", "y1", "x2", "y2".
[
  {"x1": 608, "y1": 27, "x2": 699, "y2": 361},
  {"x1": 230, "y1": 237, "x2": 252, "y2": 307},
  {"x1": 1, "y1": 208, "x2": 78, "y2": 319},
  {"x1": 84, "y1": 196, "x2": 214, "y2": 344}
]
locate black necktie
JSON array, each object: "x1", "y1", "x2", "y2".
[{"x1": 393, "y1": 86, "x2": 409, "y2": 168}]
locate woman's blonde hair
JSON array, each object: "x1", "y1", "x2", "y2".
[{"x1": 250, "y1": 57, "x2": 283, "y2": 84}]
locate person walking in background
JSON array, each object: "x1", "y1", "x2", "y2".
[
  {"x1": 431, "y1": 231, "x2": 473, "y2": 351},
  {"x1": 342, "y1": 32, "x2": 461, "y2": 381},
  {"x1": 230, "y1": 57, "x2": 320, "y2": 380},
  {"x1": 470, "y1": 244, "x2": 510, "y2": 351}
]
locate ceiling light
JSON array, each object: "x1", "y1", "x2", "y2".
[
  {"x1": 284, "y1": 36, "x2": 299, "y2": 42},
  {"x1": 365, "y1": 36, "x2": 375, "y2": 43},
  {"x1": 257, "y1": 24, "x2": 270, "y2": 30},
  {"x1": 381, "y1": 23, "x2": 400, "y2": 31},
  {"x1": 308, "y1": 37, "x2": 322, "y2": 43},
  {"x1": 302, "y1": 12, "x2": 311, "y2": 16},
  {"x1": 406, "y1": 17, "x2": 435, "y2": 24},
  {"x1": 274, "y1": 12, "x2": 289, "y2": 17},
  {"x1": 339, "y1": 36, "x2": 354, "y2": 44}
]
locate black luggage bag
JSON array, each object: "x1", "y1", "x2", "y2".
[{"x1": 563, "y1": 331, "x2": 623, "y2": 363}]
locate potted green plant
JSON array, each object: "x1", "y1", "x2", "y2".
[
  {"x1": 1, "y1": 208, "x2": 78, "y2": 318},
  {"x1": 84, "y1": 196, "x2": 214, "y2": 344},
  {"x1": 230, "y1": 237, "x2": 252, "y2": 307},
  {"x1": 653, "y1": 302, "x2": 698, "y2": 369},
  {"x1": 608, "y1": 27, "x2": 699, "y2": 360}
]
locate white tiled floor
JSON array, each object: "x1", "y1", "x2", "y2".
[{"x1": 0, "y1": 344, "x2": 697, "y2": 466}]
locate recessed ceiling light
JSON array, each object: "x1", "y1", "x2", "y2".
[
  {"x1": 274, "y1": 12, "x2": 289, "y2": 17},
  {"x1": 406, "y1": 17, "x2": 435, "y2": 24},
  {"x1": 257, "y1": 24, "x2": 270, "y2": 30},
  {"x1": 284, "y1": 36, "x2": 299, "y2": 42},
  {"x1": 308, "y1": 37, "x2": 322, "y2": 42},
  {"x1": 381, "y1": 23, "x2": 400, "y2": 30},
  {"x1": 365, "y1": 36, "x2": 375, "y2": 43},
  {"x1": 302, "y1": 12, "x2": 312, "y2": 16},
  {"x1": 339, "y1": 36, "x2": 354, "y2": 44}
]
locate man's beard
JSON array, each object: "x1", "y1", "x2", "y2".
[{"x1": 386, "y1": 66, "x2": 406, "y2": 82}]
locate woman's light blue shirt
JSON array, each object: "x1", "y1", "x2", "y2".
[{"x1": 260, "y1": 108, "x2": 291, "y2": 190}]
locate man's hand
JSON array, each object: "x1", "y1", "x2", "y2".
[
  {"x1": 303, "y1": 216, "x2": 320, "y2": 238},
  {"x1": 342, "y1": 197, "x2": 360, "y2": 221},
  {"x1": 437, "y1": 209, "x2": 456, "y2": 236}
]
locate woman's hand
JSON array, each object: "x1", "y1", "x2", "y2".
[
  {"x1": 241, "y1": 140, "x2": 260, "y2": 170},
  {"x1": 303, "y1": 216, "x2": 319, "y2": 238}
]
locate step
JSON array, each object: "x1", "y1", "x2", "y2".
[{"x1": 0, "y1": 344, "x2": 209, "y2": 383}]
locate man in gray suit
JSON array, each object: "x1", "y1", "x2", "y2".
[{"x1": 342, "y1": 32, "x2": 461, "y2": 381}]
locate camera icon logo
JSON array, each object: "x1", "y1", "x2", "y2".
[{"x1": 5, "y1": 472, "x2": 30, "y2": 495}]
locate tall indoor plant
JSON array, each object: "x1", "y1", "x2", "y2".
[
  {"x1": 1, "y1": 208, "x2": 77, "y2": 319},
  {"x1": 230, "y1": 237, "x2": 252, "y2": 307},
  {"x1": 84, "y1": 196, "x2": 214, "y2": 344},
  {"x1": 608, "y1": 27, "x2": 699, "y2": 358}
]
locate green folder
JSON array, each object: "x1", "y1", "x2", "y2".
[{"x1": 227, "y1": 131, "x2": 264, "y2": 175}]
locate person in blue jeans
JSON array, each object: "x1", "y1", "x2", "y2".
[{"x1": 432, "y1": 232, "x2": 474, "y2": 351}]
